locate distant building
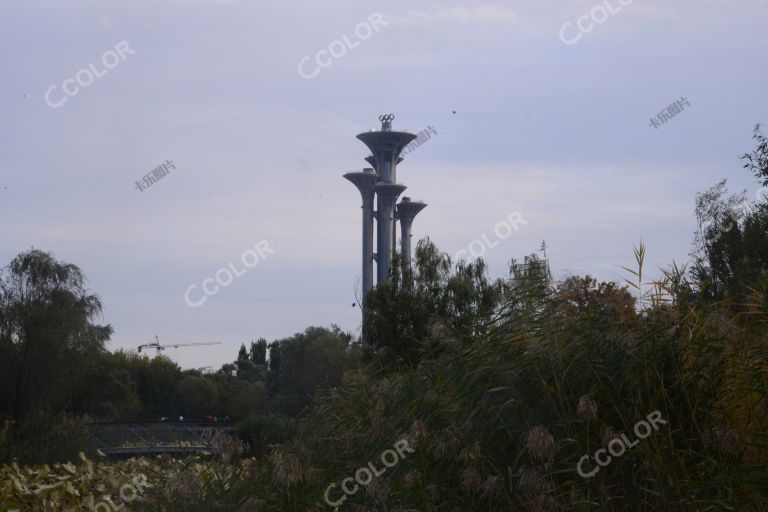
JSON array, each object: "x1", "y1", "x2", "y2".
[{"x1": 197, "y1": 366, "x2": 215, "y2": 375}]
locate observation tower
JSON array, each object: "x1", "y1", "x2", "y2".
[{"x1": 344, "y1": 115, "x2": 428, "y2": 347}]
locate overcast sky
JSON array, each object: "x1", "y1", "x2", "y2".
[{"x1": 2, "y1": 0, "x2": 766, "y2": 369}]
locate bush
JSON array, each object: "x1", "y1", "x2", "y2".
[{"x1": 1, "y1": 413, "x2": 94, "y2": 465}]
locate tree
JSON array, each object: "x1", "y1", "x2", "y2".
[
  {"x1": 265, "y1": 327, "x2": 354, "y2": 415},
  {"x1": 116, "y1": 352, "x2": 183, "y2": 418},
  {"x1": 690, "y1": 145, "x2": 768, "y2": 303},
  {"x1": 742, "y1": 124, "x2": 768, "y2": 186},
  {"x1": 249, "y1": 338, "x2": 268, "y2": 366},
  {"x1": 266, "y1": 342, "x2": 282, "y2": 396},
  {"x1": 365, "y1": 238, "x2": 548, "y2": 364},
  {"x1": 365, "y1": 239, "x2": 454, "y2": 363},
  {"x1": 237, "y1": 343, "x2": 248, "y2": 362},
  {"x1": 0, "y1": 250, "x2": 112, "y2": 422},
  {"x1": 554, "y1": 275, "x2": 635, "y2": 321},
  {"x1": 218, "y1": 363, "x2": 236, "y2": 378},
  {"x1": 74, "y1": 353, "x2": 140, "y2": 420},
  {"x1": 235, "y1": 341, "x2": 266, "y2": 382},
  {"x1": 176, "y1": 374, "x2": 218, "y2": 419}
]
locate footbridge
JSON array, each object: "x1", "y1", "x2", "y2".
[{"x1": 86, "y1": 421, "x2": 236, "y2": 456}]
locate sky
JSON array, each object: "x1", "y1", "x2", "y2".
[{"x1": 1, "y1": 0, "x2": 767, "y2": 370}]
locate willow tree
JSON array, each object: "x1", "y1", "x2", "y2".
[{"x1": 0, "y1": 250, "x2": 112, "y2": 422}]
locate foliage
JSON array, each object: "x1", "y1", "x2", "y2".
[
  {"x1": 742, "y1": 124, "x2": 768, "y2": 186},
  {"x1": 0, "y1": 414, "x2": 93, "y2": 466},
  {"x1": 265, "y1": 325, "x2": 356, "y2": 417},
  {"x1": 214, "y1": 252, "x2": 768, "y2": 511},
  {"x1": 3, "y1": 125, "x2": 768, "y2": 511},
  {"x1": 365, "y1": 239, "x2": 506, "y2": 365},
  {"x1": 0, "y1": 250, "x2": 113, "y2": 423},
  {"x1": 236, "y1": 413, "x2": 297, "y2": 458},
  {"x1": 688, "y1": 179, "x2": 768, "y2": 303},
  {"x1": 0, "y1": 251, "x2": 355, "y2": 461},
  {"x1": 0, "y1": 452, "x2": 247, "y2": 512}
]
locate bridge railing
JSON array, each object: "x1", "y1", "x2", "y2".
[{"x1": 86, "y1": 421, "x2": 235, "y2": 455}]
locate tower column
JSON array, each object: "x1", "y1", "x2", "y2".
[
  {"x1": 374, "y1": 183, "x2": 407, "y2": 282},
  {"x1": 397, "y1": 197, "x2": 427, "y2": 283},
  {"x1": 343, "y1": 170, "x2": 379, "y2": 345},
  {"x1": 357, "y1": 115, "x2": 416, "y2": 284}
]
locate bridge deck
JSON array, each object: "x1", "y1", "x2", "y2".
[{"x1": 87, "y1": 421, "x2": 235, "y2": 456}]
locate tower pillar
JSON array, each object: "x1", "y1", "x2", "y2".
[
  {"x1": 397, "y1": 196, "x2": 428, "y2": 278},
  {"x1": 374, "y1": 182, "x2": 407, "y2": 282},
  {"x1": 343, "y1": 169, "x2": 379, "y2": 299}
]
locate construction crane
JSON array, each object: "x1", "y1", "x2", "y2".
[{"x1": 138, "y1": 336, "x2": 222, "y2": 356}]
